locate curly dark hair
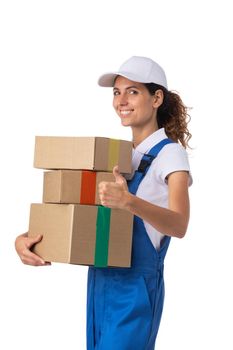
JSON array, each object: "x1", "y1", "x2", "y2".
[{"x1": 144, "y1": 83, "x2": 192, "y2": 149}]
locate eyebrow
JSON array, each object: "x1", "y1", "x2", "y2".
[{"x1": 113, "y1": 85, "x2": 140, "y2": 90}]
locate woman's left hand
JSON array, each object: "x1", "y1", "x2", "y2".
[{"x1": 98, "y1": 165, "x2": 130, "y2": 209}]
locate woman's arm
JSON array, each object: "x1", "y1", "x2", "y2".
[
  {"x1": 98, "y1": 166, "x2": 190, "y2": 238},
  {"x1": 126, "y1": 171, "x2": 190, "y2": 238}
]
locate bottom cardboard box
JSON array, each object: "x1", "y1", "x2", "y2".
[{"x1": 28, "y1": 203, "x2": 133, "y2": 267}]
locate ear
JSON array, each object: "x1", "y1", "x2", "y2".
[{"x1": 152, "y1": 89, "x2": 164, "y2": 108}]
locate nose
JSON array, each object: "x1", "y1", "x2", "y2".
[{"x1": 118, "y1": 92, "x2": 128, "y2": 106}]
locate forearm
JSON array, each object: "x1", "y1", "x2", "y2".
[
  {"x1": 98, "y1": 168, "x2": 190, "y2": 237},
  {"x1": 124, "y1": 192, "x2": 189, "y2": 238}
]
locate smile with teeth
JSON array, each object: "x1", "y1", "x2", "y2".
[{"x1": 120, "y1": 110, "x2": 134, "y2": 116}]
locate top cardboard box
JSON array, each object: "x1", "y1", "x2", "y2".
[{"x1": 34, "y1": 136, "x2": 132, "y2": 174}]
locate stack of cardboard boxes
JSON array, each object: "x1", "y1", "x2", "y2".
[{"x1": 28, "y1": 136, "x2": 133, "y2": 267}]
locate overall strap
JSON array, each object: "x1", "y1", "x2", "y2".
[{"x1": 128, "y1": 138, "x2": 174, "y2": 195}]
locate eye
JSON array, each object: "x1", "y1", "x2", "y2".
[
  {"x1": 128, "y1": 89, "x2": 138, "y2": 95},
  {"x1": 113, "y1": 90, "x2": 120, "y2": 96}
]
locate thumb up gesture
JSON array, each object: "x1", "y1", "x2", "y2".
[
  {"x1": 98, "y1": 165, "x2": 130, "y2": 209},
  {"x1": 113, "y1": 165, "x2": 127, "y2": 188}
]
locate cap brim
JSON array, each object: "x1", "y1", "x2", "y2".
[
  {"x1": 98, "y1": 73, "x2": 118, "y2": 87},
  {"x1": 98, "y1": 71, "x2": 151, "y2": 87}
]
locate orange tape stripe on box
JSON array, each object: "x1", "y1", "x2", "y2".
[{"x1": 80, "y1": 171, "x2": 97, "y2": 205}]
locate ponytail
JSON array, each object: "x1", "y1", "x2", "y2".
[{"x1": 145, "y1": 83, "x2": 192, "y2": 149}]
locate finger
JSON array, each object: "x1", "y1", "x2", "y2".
[
  {"x1": 21, "y1": 249, "x2": 47, "y2": 266},
  {"x1": 113, "y1": 165, "x2": 120, "y2": 181},
  {"x1": 25, "y1": 234, "x2": 43, "y2": 249},
  {"x1": 113, "y1": 166, "x2": 127, "y2": 186}
]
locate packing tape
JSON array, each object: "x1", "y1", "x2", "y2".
[
  {"x1": 108, "y1": 139, "x2": 120, "y2": 171},
  {"x1": 94, "y1": 206, "x2": 111, "y2": 267},
  {"x1": 80, "y1": 171, "x2": 97, "y2": 204}
]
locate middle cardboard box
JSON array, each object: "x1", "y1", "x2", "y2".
[
  {"x1": 43, "y1": 170, "x2": 115, "y2": 205},
  {"x1": 28, "y1": 203, "x2": 133, "y2": 268}
]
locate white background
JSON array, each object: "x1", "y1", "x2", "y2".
[{"x1": 0, "y1": 0, "x2": 232, "y2": 349}]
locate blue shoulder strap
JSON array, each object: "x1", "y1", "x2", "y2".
[{"x1": 128, "y1": 138, "x2": 174, "y2": 195}]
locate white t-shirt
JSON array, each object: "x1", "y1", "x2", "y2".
[{"x1": 129, "y1": 128, "x2": 192, "y2": 250}]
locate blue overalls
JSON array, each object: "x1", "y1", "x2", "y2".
[{"x1": 87, "y1": 138, "x2": 173, "y2": 350}]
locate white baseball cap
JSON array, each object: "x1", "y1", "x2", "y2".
[{"x1": 98, "y1": 56, "x2": 168, "y2": 89}]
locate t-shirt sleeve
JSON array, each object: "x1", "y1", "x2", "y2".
[{"x1": 156, "y1": 143, "x2": 193, "y2": 185}]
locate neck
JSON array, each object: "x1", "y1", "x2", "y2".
[{"x1": 132, "y1": 126, "x2": 159, "y2": 148}]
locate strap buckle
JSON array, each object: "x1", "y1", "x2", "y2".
[{"x1": 137, "y1": 154, "x2": 155, "y2": 173}]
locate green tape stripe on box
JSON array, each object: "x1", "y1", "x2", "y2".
[
  {"x1": 94, "y1": 206, "x2": 111, "y2": 267},
  {"x1": 108, "y1": 139, "x2": 120, "y2": 171}
]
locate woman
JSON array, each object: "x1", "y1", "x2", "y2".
[
  {"x1": 15, "y1": 56, "x2": 192, "y2": 349},
  {"x1": 88, "y1": 56, "x2": 192, "y2": 349}
]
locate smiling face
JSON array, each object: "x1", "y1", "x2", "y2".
[{"x1": 113, "y1": 76, "x2": 163, "y2": 138}]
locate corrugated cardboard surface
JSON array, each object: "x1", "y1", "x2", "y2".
[
  {"x1": 70, "y1": 205, "x2": 97, "y2": 265},
  {"x1": 34, "y1": 136, "x2": 132, "y2": 174},
  {"x1": 34, "y1": 136, "x2": 96, "y2": 170},
  {"x1": 43, "y1": 170, "x2": 82, "y2": 203},
  {"x1": 107, "y1": 208, "x2": 133, "y2": 267},
  {"x1": 43, "y1": 170, "x2": 115, "y2": 204},
  {"x1": 28, "y1": 203, "x2": 74, "y2": 263},
  {"x1": 94, "y1": 137, "x2": 109, "y2": 171},
  {"x1": 28, "y1": 203, "x2": 133, "y2": 267}
]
